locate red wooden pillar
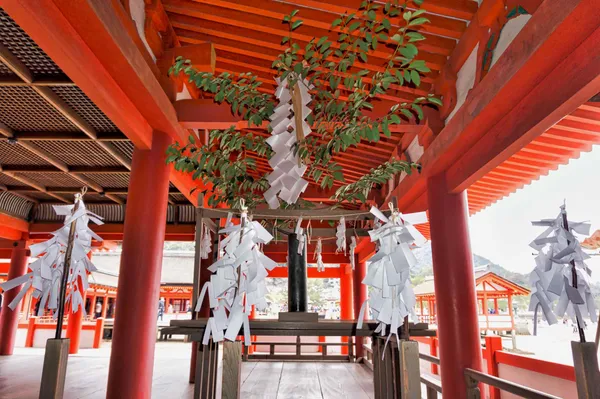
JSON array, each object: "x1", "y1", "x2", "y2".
[
  {"x1": 0, "y1": 240, "x2": 29, "y2": 355},
  {"x1": 427, "y1": 174, "x2": 483, "y2": 398},
  {"x1": 485, "y1": 335, "x2": 503, "y2": 399},
  {"x1": 340, "y1": 264, "x2": 353, "y2": 355},
  {"x1": 249, "y1": 305, "x2": 256, "y2": 354},
  {"x1": 106, "y1": 131, "x2": 172, "y2": 399},
  {"x1": 101, "y1": 295, "x2": 108, "y2": 319},
  {"x1": 352, "y1": 257, "x2": 367, "y2": 359},
  {"x1": 66, "y1": 276, "x2": 86, "y2": 354}
]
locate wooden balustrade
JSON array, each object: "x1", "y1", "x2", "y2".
[
  {"x1": 241, "y1": 338, "x2": 354, "y2": 362},
  {"x1": 464, "y1": 368, "x2": 561, "y2": 399}
]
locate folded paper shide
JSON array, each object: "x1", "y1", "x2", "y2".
[
  {"x1": 195, "y1": 200, "x2": 277, "y2": 346},
  {"x1": 357, "y1": 204, "x2": 428, "y2": 350},
  {"x1": 0, "y1": 195, "x2": 103, "y2": 316},
  {"x1": 263, "y1": 75, "x2": 313, "y2": 208},
  {"x1": 528, "y1": 203, "x2": 597, "y2": 329}
]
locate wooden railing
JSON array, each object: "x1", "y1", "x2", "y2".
[
  {"x1": 465, "y1": 368, "x2": 561, "y2": 399},
  {"x1": 362, "y1": 341, "x2": 443, "y2": 398},
  {"x1": 364, "y1": 338, "x2": 569, "y2": 399},
  {"x1": 241, "y1": 337, "x2": 355, "y2": 362}
]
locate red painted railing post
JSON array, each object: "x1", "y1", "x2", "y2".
[
  {"x1": 93, "y1": 318, "x2": 104, "y2": 349},
  {"x1": 485, "y1": 335, "x2": 502, "y2": 399},
  {"x1": 431, "y1": 337, "x2": 439, "y2": 375},
  {"x1": 318, "y1": 335, "x2": 326, "y2": 353},
  {"x1": 25, "y1": 316, "x2": 37, "y2": 348}
]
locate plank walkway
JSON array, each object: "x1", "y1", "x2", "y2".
[{"x1": 0, "y1": 342, "x2": 374, "y2": 398}]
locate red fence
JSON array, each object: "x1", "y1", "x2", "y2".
[
  {"x1": 413, "y1": 336, "x2": 577, "y2": 398},
  {"x1": 18, "y1": 316, "x2": 105, "y2": 349}
]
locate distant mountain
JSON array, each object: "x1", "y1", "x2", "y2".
[{"x1": 411, "y1": 242, "x2": 529, "y2": 287}]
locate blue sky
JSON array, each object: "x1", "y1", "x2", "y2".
[{"x1": 468, "y1": 145, "x2": 600, "y2": 281}]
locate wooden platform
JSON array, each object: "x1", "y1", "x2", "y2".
[{"x1": 0, "y1": 342, "x2": 374, "y2": 398}]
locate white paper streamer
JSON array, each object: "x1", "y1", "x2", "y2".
[
  {"x1": 357, "y1": 204, "x2": 427, "y2": 345},
  {"x1": 200, "y1": 224, "x2": 212, "y2": 260},
  {"x1": 336, "y1": 217, "x2": 347, "y2": 254},
  {"x1": 314, "y1": 238, "x2": 325, "y2": 272},
  {"x1": 349, "y1": 237, "x2": 357, "y2": 270},
  {"x1": 528, "y1": 204, "x2": 597, "y2": 327},
  {"x1": 0, "y1": 196, "x2": 103, "y2": 314},
  {"x1": 263, "y1": 76, "x2": 314, "y2": 208},
  {"x1": 196, "y1": 202, "x2": 276, "y2": 346}
]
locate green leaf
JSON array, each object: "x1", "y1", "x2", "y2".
[
  {"x1": 333, "y1": 171, "x2": 345, "y2": 182},
  {"x1": 389, "y1": 114, "x2": 401, "y2": 124},
  {"x1": 290, "y1": 9, "x2": 299, "y2": 17},
  {"x1": 291, "y1": 20, "x2": 303, "y2": 30},
  {"x1": 331, "y1": 18, "x2": 342, "y2": 27},
  {"x1": 409, "y1": 17, "x2": 429, "y2": 26},
  {"x1": 348, "y1": 21, "x2": 361, "y2": 32},
  {"x1": 428, "y1": 96, "x2": 443, "y2": 106},
  {"x1": 367, "y1": 10, "x2": 376, "y2": 20},
  {"x1": 411, "y1": 103, "x2": 424, "y2": 120},
  {"x1": 411, "y1": 70, "x2": 421, "y2": 86},
  {"x1": 391, "y1": 34, "x2": 403, "y2": 43},
  {"x1": 188, "y1": 134, "x2": 196, "y2": 144}
]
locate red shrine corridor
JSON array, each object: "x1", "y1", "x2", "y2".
[{"x1": 0, "y1": 342, "x2": 375, "y2": 398}]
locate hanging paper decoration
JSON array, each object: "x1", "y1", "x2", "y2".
[
  {"x1": 195, "y1": 201, "x2": 277, "y2": 346},
  {"x1": 357, "y1": 204, "x2": 428, "y2": 346},
  {"x1": 336, "y1": 216, "x2": 347, "y2": 254},
  {"x1": 200, "y1": 224, "x2": 212, "y2": 260},
  {"x1": 0, "y1": 195, "x2": 103, "y2": 316},
  {"x1": 349, "y1": 236, "x2": 357, "y2": 270},
  {"x1": 263, "y1": 76, "x2": 314, "y2": 208},
  {"x1": 314, "y1": 238, "x2": 325, "y2": 272},
  {"x1": 295, "y1": 218, "x2": 306, "y2": 256},
  {"x1": 528, "y1": 204, "x2": 597, "y2": 328}
]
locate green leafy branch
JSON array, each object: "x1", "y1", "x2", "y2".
[
  {"x1": 333, "y1": 160, "x2": 420, "y2": 204},
  {"x1": 166, "y1": 0, "x2": 442, "y2": 208},
  {"x1": 167, "y1": 128, "x2": 271, "y2": 209}
]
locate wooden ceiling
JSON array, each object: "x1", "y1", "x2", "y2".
[{"x1": 0, "y1": 7, "x2": 189, "y2": 222}]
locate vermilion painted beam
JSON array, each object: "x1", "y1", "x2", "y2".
[
  {"x1": 174, "y1": 99, "x2": 424, "y2": 134},
  {"x1": 388, "y1": 0, "x2": 600, "y2": 212},
  {"x1": 163, "y1": 0, "x2": 455, "y2": 58},
  {"x1": 267, "y1": 266, "x2": 341, "y2": 279},
  {"x1": 263, "y1": 242, "x2": 340, "y2": 255},
  {"x1": 284, "y1": 0, "x2": 478, "y2": 22},
  {"x1": 267, "y1": 252, "x2": 351, "y2": 264}
]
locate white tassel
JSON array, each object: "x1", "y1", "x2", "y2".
[
  {"x1": 349, "y1": 237, "x2": 357, "y2": 270},
  {"x1": 199, "y1": 200, "x2": 277, "y2": 346},
  {"x1": 0, "y1": 195, "x2": 103, "y2": 315},
  {"x1": 336, "y1": 216, "x2": 347, "y2": 254},
  {"x1": 200, "y1": 224, "x2": 212, "y2": 260},
  {"x1": 314, "y1": 238, "x2": 325, "y2": 272},
  {"x1": 263, "y1": 76, "x2": 314, "y2": 208},
  {"x1": 528, "y1": 203, "x2": 596, "y2": 326},
  {"x1": 361, "y1": 204, "x2": 428, "y2": 338}
]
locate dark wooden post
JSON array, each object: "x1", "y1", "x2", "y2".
[{"x1": 287, "y1": 233, "x2": 307, "y2": 312}]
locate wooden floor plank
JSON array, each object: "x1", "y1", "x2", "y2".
[
  {"x1": 0, "y1": 343, "x2": 378, "y2": 399},
  {"x1": 240, "y1": 361, "x2": 283, "y2": 399},
  {"x1": 342, "y1": 363, "x2": 375, "y2": 399},
  {"x1": 277, "y1": 362, "x2": 323, "y2": 399},
  {"x1": 241, "y1": 361, "x2": 259, "y2": 385},
  {"x1": 317, "y1": 363, "x2": 371, "y2": 399}
]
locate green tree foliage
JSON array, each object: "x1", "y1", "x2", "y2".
[{"x1": 167, "y1": 0, "x2": 441, "y2": 209}]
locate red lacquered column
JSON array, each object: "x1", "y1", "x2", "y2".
[
  {"x1": 106, "y1": 131, "x2": 172, "y2": 399},
  {"x1": 427, "y1": 173, "x2": 483, "y2": 398}
]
